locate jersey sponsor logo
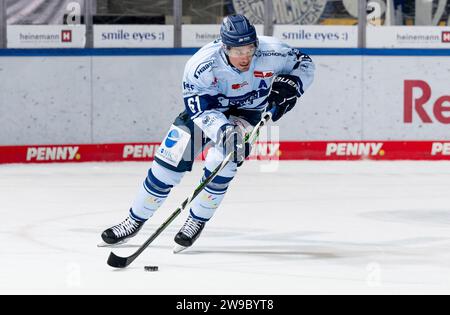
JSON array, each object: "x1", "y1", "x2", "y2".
[
  {"x1": 183, "y1": 81, "x2": 195, "y2": 91},
  {"x1": 193, "y1": 60, "x2": 214, "y2": 79},
  {"x1": 202, "y1": 115, "x2": 211, "y2": 125},
  {"x1": 254, "y1": 71, "x2": 273, "y2": 78},
  {"x1": 218, "y1": 87, "x2": 270, "y2": 107},
  {"x1": 123, "y1": 144, "x2": 158, "y2": 159},
  {"x1": 201, "y1": 114, "x2": 218, "y2": 128},
  {"x1": 26, "y1": 146, "x2": 80, "y2": 161},
  {"x1": 165, "y1": 129, "x2": 181, "y2": 148},
  {"x1": 232, "y1": 0, "x2": 326, "y2": 25},
  {"x1": 156, "y1": 126, "x2": 191, "y2": 167},
  {"x1": 326, "y1": 143, "x2": 385, "y2": 157},
  {"x1": 442, "y1": 31, "x2": 450, "y2": 43},
  {"x1": 232, "y1": 81, "x2": 249, "y2": 90},
  {"x1": 255, "y1": 50, "x2": 287, "y2": 58},
  {"x1": 431, "y1": 142, "x2": 450, "y2": 156}
]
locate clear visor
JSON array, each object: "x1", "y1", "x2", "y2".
[{"x1": 225, "y1": 44, "x2": 256, "y2": 58}]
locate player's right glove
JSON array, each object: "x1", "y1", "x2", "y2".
[
  {"x1": 218, "y1": 124, "x2": 245, "y2": 164},
  {"x1": 267, "y1": 74, "x2": 301, "y2": 122}
]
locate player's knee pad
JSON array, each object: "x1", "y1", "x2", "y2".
[
  {"x1": 150, "y1": 160, "x2": 185, "y2": 187},
  {"x1": 226, "y1": 115, "x2": 254, "y2": 168},
  {"x1": 205, "y1": 146, "x2": 238, "y2": 179}
]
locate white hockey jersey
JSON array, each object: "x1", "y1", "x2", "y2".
[{"x1": 182, "y1": 36, "x2": 315, "y2": 143}]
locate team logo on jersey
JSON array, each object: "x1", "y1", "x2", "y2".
[
  {"x1": 258, "y1": 80, "x2": 268, "y2": 89},
  {"x1": 254, "y1": 71, "x2": 274, "y2": 78},
  {"x1": 194, "y1": 60, "x2": 214, "y2": 79},
  {"x1": 232, "y1": 0, "x2": 327, "y2": 25},
  {"x1": 232, "y1": 81, "x2": 249, "y2": 90},
  {"x1": 165, "y1": 129, "x2": 181, "y2": 148}
]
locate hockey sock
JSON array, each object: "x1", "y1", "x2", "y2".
[
  {"x1": 190, "y1": 169, "x2": 234, "y2": 222},
  {"x1": 131, "y1": 169, "x2": 173, "y2": 220}
]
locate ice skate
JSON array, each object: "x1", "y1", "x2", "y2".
[
  {"x1": 173, "y1": 215, "x2": 206, "y2": 253},
  {"x1": 101, "y1": 212, "x2": 146, "y2": 245}
]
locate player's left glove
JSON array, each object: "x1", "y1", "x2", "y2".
[{"x1": 267, "y1": 74, "x2": 302, "y2": 122}]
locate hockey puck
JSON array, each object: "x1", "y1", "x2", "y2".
[{"x1": 144, "y1": 266, "x2": 159, "y2": 272}]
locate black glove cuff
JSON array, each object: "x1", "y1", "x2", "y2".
[{"x1": 272, "y1": 74, "x2": 302, "y2": 98}]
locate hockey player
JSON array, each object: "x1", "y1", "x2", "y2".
[{"x1": 101, "y1": 14, "x2": 315, "y2": 253}]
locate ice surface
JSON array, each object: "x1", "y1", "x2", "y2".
[{"x1": 1, "y1": 160, "x2": 450, "y2": 294}]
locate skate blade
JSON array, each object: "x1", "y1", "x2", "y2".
[
  {"x1": 97, "y1": 239, "x2": 128, "y2": 248},
  {"x1": 173, "y1": 244, "x2": 189, "y2": 254}
]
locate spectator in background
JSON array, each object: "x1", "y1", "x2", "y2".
[
  {"x1": 394, "y1": 0, "x2": 406, "y2": 25},
  {"x1": 6, "y1": 0, "x2": 85, "y2": 25}
]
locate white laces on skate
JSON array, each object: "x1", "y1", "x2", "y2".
[
  {"x1": 112, "y1": 217, "x2": 140, "y2": 238},
  {"x1": 181, "y1": 216, "x2": 204, "y2": 238}
]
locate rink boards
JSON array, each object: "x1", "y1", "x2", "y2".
[
  {"x1": 1, "y1": 48, "x2": 450, "y2": 163},
  {"x1": 1, "y1": 141, "x2": 450, "y2": 164}
]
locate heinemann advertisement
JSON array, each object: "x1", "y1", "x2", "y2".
[
  {"x1": 7, "y1": 25, "x2": 86, "y2": 48},
  {"x1": 367, "y1": 26, "x2": 450, "y2": 48},
  {"x1": 182, "y1": 25, "x2": 264, "y2": 48}
]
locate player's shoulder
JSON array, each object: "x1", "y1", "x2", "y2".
[
  {"x1": 184, "y1": 40, "x2": 222, "y2": 83},
  {"x1": 257, "y1": 36, "x2": 292, "y2": 54}
]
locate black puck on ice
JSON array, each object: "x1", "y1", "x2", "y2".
[{"x1": 144, "y1": 266, "x2": 159, "y2": 272}]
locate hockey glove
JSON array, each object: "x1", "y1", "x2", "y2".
[
  {"x1": 267, "y1": 74, "x2": 301, "y2": 122},
  {"x1": 218, "y1": 124, "x2": 245, "y2": 164}
]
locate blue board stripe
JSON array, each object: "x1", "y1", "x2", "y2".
[{"x1": 1, "y1": 48, "x2": 450, "y2": 57}]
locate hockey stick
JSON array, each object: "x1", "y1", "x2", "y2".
[{"x1": 107, "y1": 110, "x2": 274, "y2": 268}]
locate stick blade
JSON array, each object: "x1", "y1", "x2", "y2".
[{"x1": 107, "y1": 251, "x2": 131, "y2": 268}]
